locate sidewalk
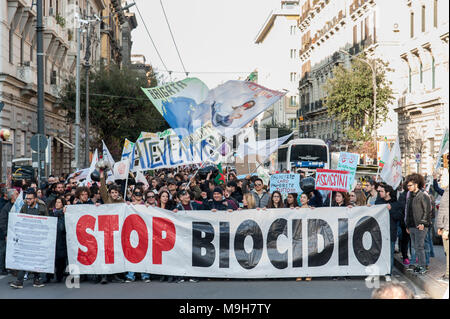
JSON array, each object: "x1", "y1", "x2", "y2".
[{"x1": 394, "y1": 244, "x2": 448, "y2": 299}]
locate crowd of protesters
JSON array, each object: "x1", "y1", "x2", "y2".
[{"x1": 0, "y1": 163, "x2": 448, "y2": 288}]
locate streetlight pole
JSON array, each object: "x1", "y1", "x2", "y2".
[
  {"x1": 339, "y1": 50, "x2": 377, "y2": 151},
  {"x1": 36, "y1": 0, "x2": 45, "y2": 186}
]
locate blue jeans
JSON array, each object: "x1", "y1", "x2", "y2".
[
  {"x1": 126, "y1": 271, "x2": 150, "y2": 280},
  {"x1": 409, "y1": 227, "x2": 428, "y2": 268}
]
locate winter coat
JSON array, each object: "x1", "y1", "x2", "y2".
[
  {"x1": 0, "y1": 201, "x2": 13, "y2": 239},
  {"x1": 405, "y1": 190, "x2": 432, "y2": 228},
  {"x1": 176, "y1": 200, "x2": 208, "y2": 211},
  {"x1": 376, "y1": 197, "x2": 403, "y2": 242},
  {"x1": 205, "y1": 199, "x2": 230, "y2": 211},
  {"x1": 19, "y1": 199, "x2": 48, "y2": 216},
  {"x1": 51, "y1": 209, "x2": 67, "y2": 259},
  {"x1": 251, "y1": 190, "x2": 270, "y2": 208},
  {"x1": 436, "y1": 187, "x2": 449, "y2": 232},
  {"x1": 308, "y1": 190, "x2": 324, "y2": 207}
]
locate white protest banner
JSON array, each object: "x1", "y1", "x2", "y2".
[
  {"x1": 315, "y1": 169, "x2": 350, "y2": 193},
  {"x1": 133, "y1": 129, "x2": 222, "y2": 171},
  {"x1": 102, "y1": 140, "x2": 116, "y2": 183},
  {"x1": 337, "y1": 152, "x2": 359, "y2": 192},
  {"x1": 6, "y1": 213, "x2": 57, "y2": 273},
  {"x1": 269, "y1": 174, "x2": 301, "y2": 195},
  {"x1": 9, "y1": 190, "x2": 24, "y2": 214},
  {"x1": 65, "y1": 204, "x2": 390, "y2": 277},
  {"x1": 121, "y1": 139, "x2": 135, "y2": 161}
]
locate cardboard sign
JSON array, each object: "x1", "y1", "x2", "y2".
[
  {"x1": 315, "y1": 169, "x2": 350, "y2": 193},
  {"x1": 269, "y1": 174, "x2": 301, "y2": 195}
]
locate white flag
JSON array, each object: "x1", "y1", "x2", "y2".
[
  {"x1": 235, "y1": 133, "x2": 292, "y2": 161},
  {"x1": 135, "y1": 170, "x2": 149, "y2": 188},
  {"x1": 85, "y1": 149, "x2": 98, "y2": 184},
  {"x1": 380, "y1": 137, "x2": 403, "y2": 189},
  {"x1": 113, "y1": 159, "x2": 130, "y2": 180},
  {"x1": 9, "y1": 190, "x2": 24, "y2": 214}
]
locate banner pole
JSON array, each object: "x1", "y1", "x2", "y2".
[{"x1": 375, "y1": 165, "x2": 380, "y2": 181}]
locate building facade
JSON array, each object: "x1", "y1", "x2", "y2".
[
  {"x1": 0, "y1": 0, "x2": 137, "y2": 182},
  {"x1": 297, "y1": 0, "x2": 407, "y2": 154},
  {"x1": 254, "y1": 0, "x2": 300, "y2": 134},
  {"x1": 395, "y1": 0, "x2": 449, "y2": 176}
]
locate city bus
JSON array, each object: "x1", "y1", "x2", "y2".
[{"x1": 275, "y1": 138, "x2": 330, "y2": 174}]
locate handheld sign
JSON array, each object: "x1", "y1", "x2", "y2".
[
  {"x1": 315, "y1": 169, "x2": 350, "y2": 193},
  {"x1": 337, "y1": 152, "x2": 359, "y2": 191},
  {"x1": 269, "y1": 174, "x2": 301, "y2": 195}
]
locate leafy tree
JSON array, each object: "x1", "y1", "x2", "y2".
[
  {"x1": 60, "y1": 64, "x2": 168, "y2": 159},
  {"x1": 323, "y1": 55, "x2": 395, "y2": 143}
]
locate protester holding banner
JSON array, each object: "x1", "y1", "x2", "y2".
[
  {"x1": 10, "y1": 189, "x2": 48, "y2": 289},
  {"x1": 349, "y1": 190, "x2": 367, "y2": 207},
  {"x1": 324, "y1": 191, "x2": 350, "y2": 207},
  {"x1": 375, "y1": 183, "x2": 402, "y2": 279},
  {"x1": 158, "y1": 190, "x2": 176, "y2": 210},
  {"x1": 48, "y1": 196, "x2": 68, "y2": 283},
  {"x1": 285, "y1": 193, "x2": 299, "y2": 208},
  {"x1": 299, "y1": 193, "x2": 311, "y2": 208},
  {"x1": 267, "y1": 191, "x2": 285, "y2": 209},
  {"x1": 365, "y1": 180, "x2": 379, "y2": 205},
  {"x1": 0, "y1": 189, "x2": 19, "y2": 275},
  {"x1": 242, "y1": 193, "x2": 256, "y2": 209},
  {"x1": 99, "y1": 171, "x2": 125, "y2": 204},
  {"x1": 74, "y1": 186, "x2": 94, "y2": 205},
  {"x1": 250, "y1": 178, "x2": 270, "y2": 208},
  {"x1": 145, "y1": 190, "x2": 158, "y2": 207}
]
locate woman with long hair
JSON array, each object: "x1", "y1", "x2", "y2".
[
  {"x1": 158, "y1": 190, "x2": 176, "y2": 210},
  {"x1": 349, "y1": 190, "x2": 367, "y2": 206},
  {"x1": 285, "y1": 193, "x2": 299, "y2": 208},
  {"x1": 267, "y1": 191, "x2": 285, "y2": 208},
  {"x1": 242, "y1": 193, "x2": 256, "y2": 209}
]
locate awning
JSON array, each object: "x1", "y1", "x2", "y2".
[{"x1": 55, "y1": 136, "x2": 75, "y2": 149}]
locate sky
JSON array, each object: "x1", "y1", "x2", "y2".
[{"x1": 129, "y1": 0, "x2": 282, "y2": 89}]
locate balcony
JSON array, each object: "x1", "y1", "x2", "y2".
[
  {"x1": 349, "y1": 0, "x2": 374, "y2": 20},
  {"x1": 16, "y1": 64, "x2": 33, "y2": 85}
]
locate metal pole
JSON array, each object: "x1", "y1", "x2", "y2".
[
  {"x1": 75, "y1": 26, "x2": 82, "y2": 170},
  {"x1": 85, "y1": 66, "x2": 90, "y2": 167},
  {"x1": 84, "y1": 22, "x2": 91, "y2": 168},
  {"x1": 36, "y1": 0, "x2": 45, "y2": 186},
  {"x1": 372, "y1": 60, "x2": 377, "y2": 157}
]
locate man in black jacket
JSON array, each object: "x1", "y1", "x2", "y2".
[
  {"x1": 375, "y1": 183, "x2": 403, "y2": 279},
  {"x1": 404, "y1": 174, "x2": 432, "y2": 275},
  {"x1": 0, "y1": 189, "x2": 19, "y2": 275}
]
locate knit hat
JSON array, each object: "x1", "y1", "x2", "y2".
[{"x1": 213, "y1": 187, "x2": 223, "y2": 195}]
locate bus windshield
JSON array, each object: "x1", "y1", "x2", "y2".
[{"x1": 290, "y1": 144, "x2": 328, "y2": 163}]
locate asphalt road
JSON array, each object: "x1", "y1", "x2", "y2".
[{"x1": 0, "y1": 268, "x2": 428, "y2": 299}]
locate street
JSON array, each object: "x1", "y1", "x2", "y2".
[{"x1": 0, "y1": 268, "x2": 428, "y2": 299}]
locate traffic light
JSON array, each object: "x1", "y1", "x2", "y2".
[
  {"x1": 443, "y1": 153, "x2": 449, "y2": 169},
  {"x1": 0, "y1": 128, "x2": 10, "y2": 141}
]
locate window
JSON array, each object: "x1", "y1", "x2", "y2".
[
  {"x1": 421, "y1": 5, "x2": 426, "y2": 32},
  {"x1": 432, "y1": 56, "x2": 435, "y2": 89},
  {"x1": 410, "y1": 12, "x2": 414, "y2": 38},
  {"x1": 434, "y1": 0, "x2": 438, "y2": 28},
  {"x1": 21, "y1": 131, "x2": 26, "y2": 156},
  {"x1": 420, "y1": 61, "x2": 423, "y2": 83},
  {"x1": 9, "y1": 30, "x2": 13, "y2": 64},
  {"x1": 290, "y1": 25, "x2": 296, "y2": 35},
  {"x1": 290, "y1": 49, "x2": 297, "y2": 59},
  {"x1": 290, "y1": 72, "x2": 297, "y2": 82},
  {"x1": 353, "y1": 25, "x2": 357, "y2": 45},
  {"x1": 290, "y1": 96, "x2": 297, "y2": 106},
  {"x1": 408, "y1": 66, "x2": 412, "y2": 92},
  {"x1": 365, "y1": 16, "x2": 370, "y2": 40}
]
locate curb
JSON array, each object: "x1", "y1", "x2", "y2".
[{"x1": 394, "y1": 256, "x2": 447, "y2": 299}]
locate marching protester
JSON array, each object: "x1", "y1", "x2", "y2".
[
  {"x1": 365, "y1": 180, "x2": 379, "y2": 205},
  {"x1": 324, "y1": 191, "x2": 350, "y2": 207},
  {"x1": 349, "y1": 190, "x2": 367, "y2": 206},
  {"x1": 48, "y1": 196, "x2": 68, "y2": 283},
  {"x1": 267, "y1": 191, "x2": 284, "y2": 209},
  {"x1": 249, "y1": 178, "x2": 270, "y2": 208},
  {"x1": 74, "y1": 186, "x2": 94, "y2": 205},
  {"x1": 242, "y1": 193, "x2": 256, "y2": 209},
  {"x1": 0, "y1": 189, "x2": 19, "y2": 276},
  {"x1": 285, "y1": 193, "x2": 299, "y2": 208},
  {"x1": 404, "y1": 174, "x2": 432, "y2": 275},
  {"x1": 10, "y1": 189, "x2": 48, "y2": 289},
  {"x1": 145, "y1": 190, "x2": 158, "y2": 207}
]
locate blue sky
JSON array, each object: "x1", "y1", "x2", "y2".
[{"x1": 130, "y1": 0, "x2": 281, "y2": 88}]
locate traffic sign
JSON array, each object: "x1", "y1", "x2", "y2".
[
  {"x1": 30, "y1": 134, "x2": 48, "y2": 152},
  {"x1": 415, "y1": 153, "x2": 421, "y2": 163}
]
